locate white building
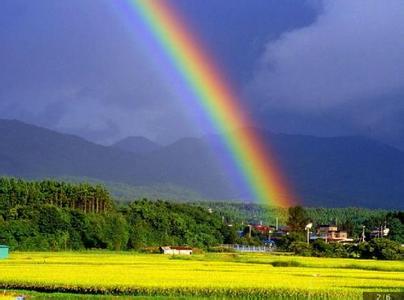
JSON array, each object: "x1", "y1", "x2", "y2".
[{"x1": 160, "y1": 246, "x2": 193, "y2": 255}]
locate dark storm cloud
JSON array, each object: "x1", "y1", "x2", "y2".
[
  {"x1": 0, "y1": 0, "x2": 317, "y2": 144},
  {"x1": 246, "y1": 0, "x2": 404, "y2": 147},
  {"x1": 0, "y1": 0, "x2": 199, "y2": 144},
  {"x1": 3, "y1": 0, "x2": 403, "y2": 148}
]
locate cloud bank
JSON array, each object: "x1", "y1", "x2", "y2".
[
  {"x1": 246, "y1": 0, "x2": 404, "y2": 145},
  {"x1": 0, "y1": 0, "x2": 200, "y2": 144}
]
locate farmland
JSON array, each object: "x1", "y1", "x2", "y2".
[{"x1": 0, "y1": 252, "x2": 403, "y2": 299}]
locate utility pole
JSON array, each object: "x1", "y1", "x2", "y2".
[
  {"x1": 305, "y1": 223, "x2": 312, "y2": 245},
  {"x1": 360, "y1": 226, "x2": 366, "y2": 243},
  {"x1": 306, "y1": 227, "x2": 310, "y2": 245},
  {"x1": 275, "y1": 217, "x2": 278, "y2": 231}
]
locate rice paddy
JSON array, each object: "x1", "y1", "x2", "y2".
[{"x1": 0, "y1": 252, "x2": 403, "y2": 299}]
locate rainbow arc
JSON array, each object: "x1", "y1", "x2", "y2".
[{"x1": 124, "y1": 0, "x2": 296, "y2": 207}]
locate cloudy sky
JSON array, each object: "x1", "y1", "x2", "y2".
[{"x1": 1, "y1": 0, "x2": 403, "y2": 148}]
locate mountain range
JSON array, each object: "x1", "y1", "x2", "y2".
[
  {"x1": 0, "y1": 119, "x2": 403, "y2": 209},
  {"x1": 112, "y1": 136, "x2": 161, "y2": 154}
]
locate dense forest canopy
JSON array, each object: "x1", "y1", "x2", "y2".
[
  {"x1": 0, "y1": 178, "x2": 232, "y2": 251},
  {"x1": 0, "y1": 177, "x2": 114, "y2": 215}
]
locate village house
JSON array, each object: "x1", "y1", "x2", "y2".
[
  {"x1": 252, "y1": 224, "x2": 275, "y2": 235},
  {"x1": 160, "y1": 246, "x2": 193, "y2": 255},
  {"x1": 311, "y1": 225, "x2": 353, "y2": 243},
  {"x1": 266, "y1": 225, "x2": 290, "y2": 244},
  {"x1": 273, "y1": 225, "x2": 291, "y2": 236}
]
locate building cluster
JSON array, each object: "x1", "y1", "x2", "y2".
[
  {"x1": 242, "y1": 222, "x2": 389, "y2": 244},
  {"x1": 158, "y1": 221, "x2": 391, "y2": 255}
]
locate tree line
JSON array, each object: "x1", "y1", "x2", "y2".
[
  {"x1": 0, "y1": 177, "x2": 402, "y2": 260},
  {"x1": 0, "y1": 178, "x2": 233, "y2": 251},
  {"x1": 0, "y1": 177, "x2": 114, "y2": 215}
]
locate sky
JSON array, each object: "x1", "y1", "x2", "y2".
[{"x1": 0, "y1": 0, "x2": 403, "y2": 148}]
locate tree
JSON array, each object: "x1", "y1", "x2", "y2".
[
  {"x1": 358, "y1": 238, "x2": 402, "y2": 260},
  {"x1": 276, "y1": 232, "x2": 305, "y2": 251},
  {"x1": 386, "y1": 214, "x2": 404, "y2": 243},
  {"x1": 37, "y1": 205, "x2": 70, "y2": 235},
  {"x1": 287, "y1": 206, "x2": 309, "y2": 232},
  {"x1": 221, "y1": 225, "x2": 238, "y2": 244},
  {"x1": 104, "y1": 213, "x2": 129, "y2": 250},
  {"x1": 289, "y1": 241, "x2": 312, "y2": 256},
  {"x1": 366, "y1": 238, "x2": 402, "y2": 260}
]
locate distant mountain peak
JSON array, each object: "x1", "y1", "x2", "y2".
[{"x1": 112, "y1": 136, "x2": 161, "y2": 154}]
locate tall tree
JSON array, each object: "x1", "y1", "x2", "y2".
[{"x1": 287, "y1": 206, "x2": 309, "y2": 232}]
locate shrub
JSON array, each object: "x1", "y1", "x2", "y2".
[
  {"x1": 289, "y1": 241, "x2": 312, "y2": 256},
  {"x1": 276, "y1": 232, "x2": 305, "y2": 251},
  {"x1": 208, "y1": 246, "x2": 236, "y2": 253},
  {"x1": 312, "y1": 239, "x2": 333, "y2": 257},
  {"x1": 358, "y1": 238, "x2": 402, "y2": 260},
  {"x1": 368, "y1": 238, "x2": 402, "y2": 260}
]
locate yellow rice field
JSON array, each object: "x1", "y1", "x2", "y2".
[{"x1": 0, "y1": 252, "x2": 403, "y2": 299}]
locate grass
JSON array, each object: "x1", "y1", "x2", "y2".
[{"x1": 0, "y1": 252, "x2": 403, "y2": 299}]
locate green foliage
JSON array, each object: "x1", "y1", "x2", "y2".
[
  {"x1": 276, "y1": 232, "x2": 305, "y2": 251},
  {"x1": 104, "y1": 213, "x2": 129, "y2": 250},
  {"x1": 0, "y1": 177, "x2": 236, "y2": 251},
  {"x1": 196, "y1": 202, "x2": 289, "y2": 227},
  {"x1": 284, "y1": 238, "x2": 402, "y2": 260},
  {"x1": 38, "y1": 205, "x2": 70, "y2": 234},
  {"x1": 126, "y1": 199, "x2": 228, "y2": 249},
  {"x1": 306, "y1": 207, "x2": 389, "y2": 238},
  {"x1": 287, "y1": 206, "x2": 309, "y2": 232},
  {"x1": 221, "y1": 225, "x2": 238, "y2": 244},
  {"x1": 360, "y1": 238, "x2": 402, "y2": 260},
  {"x1": 386, "y1": 212, "x2": 404, "y2": 243},
  {"x1": 236, "y1": 236, "x2": 263, "y2": 246},
  {"x1": 0, "y1": 177, "x2": 114, "y2": 217},
  {"x1": 311, "y1": 239, "x2": 334, "y2": 257},
  {"x1": 85, "y1": 213, "x2": 130, "y2": 250},
  {"x1": 61, "y1": 176, "x2": 204, "y2": 203},
  {"x1": 0, "y1": 176, "x2": 402, "y2": 259},
  {"x1": 289, "y1": 241, "x2": 312, "y2": 256}
]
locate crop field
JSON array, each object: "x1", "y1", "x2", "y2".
[{"x1": 0, "y1": 252, "x2": 403, "y2": 299}]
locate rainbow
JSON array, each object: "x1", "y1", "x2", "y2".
[{"x1": 123, "y1": 0, "x2": 295, "y2": 207}]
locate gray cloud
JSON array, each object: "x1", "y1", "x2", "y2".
[
  {"x1": 244, "y1": 0, "x2": 404, "y2": 149},
  {"x1": 0, "y1": 81, "x2": 198, "y2": 144},
  {"x1": 0, "y1": 0, "x2": 201, "y2": 144},
  {"x1": 246, "y1": 0, "x2": 404, "y2": 142},
  {"x1": 2, "y1": 0, "x2": 404, "y2": 147}
]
